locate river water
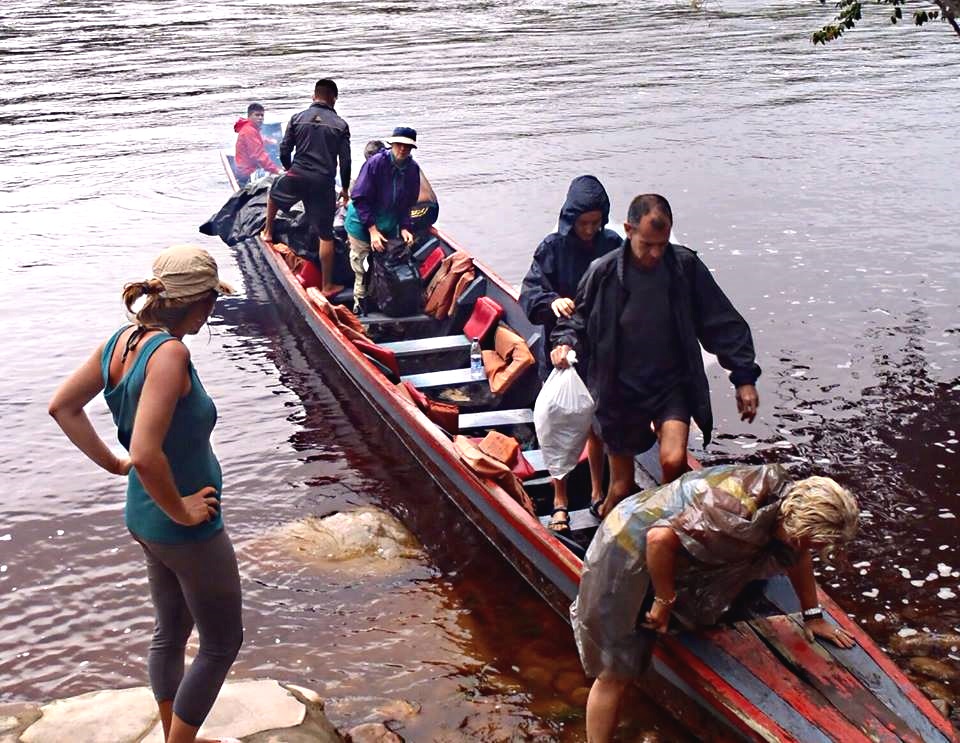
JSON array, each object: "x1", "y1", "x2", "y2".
[{"x1": 2, "y1": 0, "x2": 958, "y2": 739}]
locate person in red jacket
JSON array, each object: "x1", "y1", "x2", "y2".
[{"x1": 234, "y1": 103, "x2": 280, "y2": 186}]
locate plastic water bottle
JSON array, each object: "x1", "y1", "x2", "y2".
[{"x1": 470, "y1": 337, "x2": 484, "y2": 380}]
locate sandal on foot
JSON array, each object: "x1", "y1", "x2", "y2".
[
  {"x1": 548, "y1": 507, "x2": 571, "y2": 535},
  {"x1": 588, "y1": 494, "x2": 607, "y2": 520}
]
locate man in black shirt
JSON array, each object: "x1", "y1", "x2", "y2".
[
  {"x1": 262, "y1": 78, "x2": 351, "y2": 298},
  {"x1": 551, "y1": 194, "x2": 761, "y2": 518}
]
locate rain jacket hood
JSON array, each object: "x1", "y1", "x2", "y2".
[
  {"x1": 557, "y1": 175, "x2": 611, "y2": 237},
  {"x1": 520, "y1": 175, "x2": 621, "y2": 379},
  {"x1": 233, "y1": 117, "x2": 251, "y2": 133}
]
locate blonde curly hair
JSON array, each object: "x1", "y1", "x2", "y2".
[{"x1": 780, "y1": 476, "x2": 859, "y2": 560}]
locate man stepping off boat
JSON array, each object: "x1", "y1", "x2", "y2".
[
  {"x1": 520, "y1": 175, "x2": 622, "y2": 534},
  {"x1": 550, "y1": 193, "x2": 762, "y2": 515},
  {"x1": 344, "y1": 126, "x2": 422, "y2": 315},
  {"x1": 262, "y1": 78, "x2": 351, "y2": 299}
]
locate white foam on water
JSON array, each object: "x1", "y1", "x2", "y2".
[
  {"x1": 897, "y1": 627, "x2": 918, "y2": 638},
  {"x1": 938, "y1": 588, "x2": 957, "y2": 600}
]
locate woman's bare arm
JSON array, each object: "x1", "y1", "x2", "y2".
[
  {"x1": 49, "y1": 343, "x2": 130, "y2": 476},
  {"x1": 785, "y1": 547, "x2": 855, "y2": 648}
]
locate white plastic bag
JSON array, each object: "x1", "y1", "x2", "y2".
[{"x1": 533, "y1": 351, "x2": 596, "y2": 480}]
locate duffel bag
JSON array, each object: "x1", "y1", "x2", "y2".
[{"x1": 369, "y1": 240, "x2": 423, "y2": 317}]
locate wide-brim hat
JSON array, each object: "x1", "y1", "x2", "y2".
[
  {"x1": 385, "y1": 126, "x2": 417, "y2": 148},
  {"x1": 152, "y1": 244, "x2": 236, "y2": 299}
]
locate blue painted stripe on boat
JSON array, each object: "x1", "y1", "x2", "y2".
[
  {"x1": 263, "y1": 249, "x2": 580, "y2": 606},
  {"x1": 761, "y1": 577, "x2": 950, "y2": 743},
  {"x1": 650, "y1": 656, "x2": 744, "y2": 738},
  {"x1": 681, "y1": 633, "x2": 835, "y2": 743}
]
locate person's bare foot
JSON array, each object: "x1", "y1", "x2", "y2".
[
  {"x1": 321, "y1": 284, "x2": 344, "y2": 298},
  {"x1": 260, "y1": 230, "x2": 273, "y2": 246}
]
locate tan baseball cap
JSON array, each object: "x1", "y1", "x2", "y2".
[{"x1": 152, "y1": 245, "x2": 236, "y2": 299}]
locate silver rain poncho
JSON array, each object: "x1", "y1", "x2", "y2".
[{"x1": 571, "y1": 464, "x2": 797, "y2": 679}]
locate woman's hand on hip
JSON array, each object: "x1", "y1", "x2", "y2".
[
  {"x1": 111, "y1": 455, "x2": 132, "y2": 476},
  {"x1": 176, "y1": 486, "x2": 220, "y2": 526},
  {"x1": 804, "y1": 617, "x2": 855, "y2": 648}
]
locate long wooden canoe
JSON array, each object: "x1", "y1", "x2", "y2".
[{"x1": 207, "y1": 154, "x2": 956, "y2": 742}]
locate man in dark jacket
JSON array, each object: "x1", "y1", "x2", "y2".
[
  {"x1": 520, "y1": 175, "x2": 621, "y2": 532},
  {"x1": 262, "y1": 78, "x2": 351, "y2": 298},
  {"x1": 551, "y1": 194, "x2": 760, "y2": 517},
  {"x1": 343, "y1": 126, "x2": 421, "y2": 314}
]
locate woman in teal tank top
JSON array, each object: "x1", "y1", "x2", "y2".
[{"x1": 50, "y1": 246, "x2": 244, "y2": 743}]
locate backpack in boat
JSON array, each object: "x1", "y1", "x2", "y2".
[{"x1": 368, "y1": 240, "x2": 422, "y2": 317}]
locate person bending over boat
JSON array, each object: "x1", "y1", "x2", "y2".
[
  {"x1": 344, "y1": 126, "x2": 421, "y2": 315},
  {"x1": 574, "y1": 463, "x2": 859, "y2": 743},
  {"x1": 262, "y1": 78, "x2": 351, "y2": 299},
  {"x1": 233, "y1": 102, "x2": 280, "y2": 187},
  {"x1": 49, "y1": 246, "x2": 244, "y2": 743},
  {"x1": 520, "y1": 175, "x2": 621, "y2": 534},
  {"x1": 551, "y1": 194, "x2": 761, "y2": 514}
]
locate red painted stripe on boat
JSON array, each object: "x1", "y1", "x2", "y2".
[
  {"x1": 709, "y1": 623, "x2": 886, "y2": 742},
  {"x1": 659, "y1": 638, "x2": 799, "y2": 742},
  {"x1": 748, "y1": 616, "x2": 925, "y2": 743},
  {"x1": 816, "y1": 590, "x2": 958, "y2": 742}
]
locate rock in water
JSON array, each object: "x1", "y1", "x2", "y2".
[
  {"x1": 262, "y1": 508, "x2": 422, "y2": 571},
  {"x1": 14, "y1": 680, "x2": 343, "y2": 743},
  {"x1": 346, "y1": 722, "x2": 404, "y2": 742},
  {"x1": 906, "y1": 656, "x2": 960, "y2": 683},
  {"x1": 890, "y1": 631, "x2": 960, "y2": 656}
]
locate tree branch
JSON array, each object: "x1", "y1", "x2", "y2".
[{"x1": 931, "y1": 0, "x2": 960, "y2": 34}]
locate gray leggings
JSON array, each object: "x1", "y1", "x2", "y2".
[{"x1": 133, "y1": 529, "x2": 243, "y2": 727}]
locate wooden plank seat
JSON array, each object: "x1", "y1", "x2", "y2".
[
  {"x1": 380, "y1": 335, "x2": 471, "y2": 357},
  {"x1": 363, "y1": 311, "x2": 435, "y2": 327},
  {"x1": 401, "y1": 367, "x2": 478, "y2": 389},
  {"x1": 538, "y1": 506, "x2": 599, "y2": 533},
  {"x1": 363, "y1": 312, "x2": 440, "y2": 342},
  {"x1": 457, "y1": 408, "x2": 535, "y2": 430},
  {"x1": 521, "y1": 448, "x2": 545, "y2": 472}
]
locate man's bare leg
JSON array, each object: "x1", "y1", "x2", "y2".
[
  {"x1": 657, "y1": 419, "x2": 690, "y2": 484},
  {"x1": 319, "y1": 237, "x2": 344, "y2": 297},
  {"x1": 601, "y1": 453, "x2": 636, "y2": 518},
  {"x1": 587, "y1": 428, "x2": 605, "y2": 507},
  {"x1": 585, "y1": 675, "x2": 630, "y2": 743},
  {"x1": 261, "y1": 199, "x2": 279, "y2": 246}
]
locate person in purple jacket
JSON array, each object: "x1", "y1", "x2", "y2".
[{"x1": 343, "y1": 126, "x2": 421, "y2": 315}]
